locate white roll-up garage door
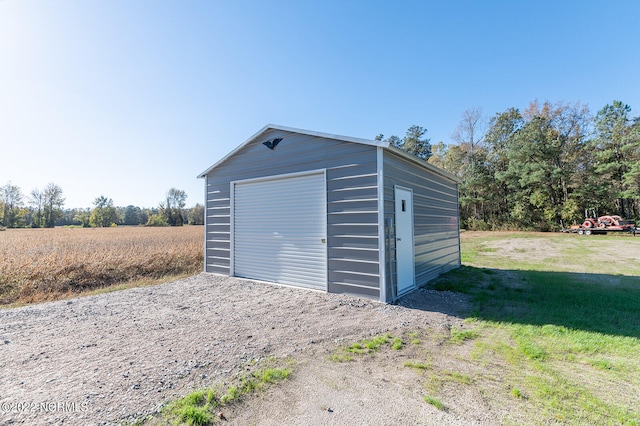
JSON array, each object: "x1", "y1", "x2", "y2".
[{"x1": 232, "y1": 171, "x2": 327, "y2": 290}]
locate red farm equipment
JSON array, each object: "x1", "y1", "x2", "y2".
[{"x1": 566, "y1": 209, "x2": 637, "y2": 235}]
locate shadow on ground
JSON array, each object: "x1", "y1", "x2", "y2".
[
  {"x1": 422, "y1": 266, "x2": 640, "y2": 339},
  {"x1": 394, "y1": 287, "x2": 474, "y2": 319}
]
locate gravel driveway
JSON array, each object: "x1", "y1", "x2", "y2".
[{"x1": 0, "y1": 274, "x2": 470, "y2": 425}]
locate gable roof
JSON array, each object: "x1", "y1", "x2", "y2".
[{"x1": 197, "y1": 124, "x2": 461, "y2": 183}]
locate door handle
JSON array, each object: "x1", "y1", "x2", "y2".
[{"x1": 396, "y1": 238, "x2": 402, "y2": 241}]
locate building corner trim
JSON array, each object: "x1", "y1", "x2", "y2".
[{"x1": 377, "y1": 147, "x2": 387, "y2": 303}]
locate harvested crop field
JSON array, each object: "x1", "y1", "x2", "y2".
[{"x1": 0, "y1": 226, "x2": 202, "y2": 305}]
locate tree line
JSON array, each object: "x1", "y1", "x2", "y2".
[
  {"x1": 0, "y1": 184, "x2": 204, "y2": 228},
  {"x1": 381, "y1": 100, "x2": 640, "y2": 230},
  {"x1": 5, "y1": 99, "x2": 637, "y2": 232}
]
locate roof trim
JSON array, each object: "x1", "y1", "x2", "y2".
[
  {"x1": 197, "y1": 124, "x2": 389, "y2": 178},
  {"x1": 386, "y1": 145, "x2": 462, "y2": 184},
  {"x1": 197, "y1": 124, "x2": 461, "y2": 184}
]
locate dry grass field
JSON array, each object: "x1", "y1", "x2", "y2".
[{"x1": 0, "y1": 226, "x2": 203, "y2": 306}]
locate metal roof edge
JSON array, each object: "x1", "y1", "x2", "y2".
[
  {"x1": 197, "y1": 124, "x2": 389, "y2": 178},
  {"x1": 197, "y1": 124, "x2": 272, "y2": 178},
  {"x1": 267, "y1": 124, "x2": 389, "y2": 148},
  {"x1": 384, "y1": 145, "x2": 463, "y2": 184}
]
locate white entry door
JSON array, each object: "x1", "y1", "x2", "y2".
[
  {"x1": 394, "y1": 186, "x2": 415, "y2": 295},
  {"x1": 233, "y1": 172, "x2": 327, "y2": 290}
]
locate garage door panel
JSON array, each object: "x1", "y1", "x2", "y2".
[
  {"x1": 234, "y1": 248, "x2": 327, "y2": 260},
  {"x1": 236, "y1": 248, "x2": 322, "y2": 259},
  {"x1": 233, "y1": 172, "x2": 327, "y2": 290},
  {"x1": 237, "y1": 261, "x2": 326, "y2": 279}
]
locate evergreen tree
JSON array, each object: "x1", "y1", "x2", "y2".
[{"x1": 591, "y1": 101, "x2": 640, "y2": 218}]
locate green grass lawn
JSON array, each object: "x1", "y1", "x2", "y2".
[{"x1": 426, "y1": 232, "x2": 640, "y2": 424}]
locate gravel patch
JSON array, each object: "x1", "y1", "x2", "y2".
[{"x1": 0, "y1": 274, "x2": 471, "y2": 425}]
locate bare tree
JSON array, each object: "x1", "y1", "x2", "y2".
[
  {"x1": 452, "y1": 107, "x2": 485, "y2": 156},
  {"x1": 452, "y1": 107, "x2": 487, "y2": 221}
]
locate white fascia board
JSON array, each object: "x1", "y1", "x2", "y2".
[{"x1": 197, "y1": 124, "x2": 389, "y2": 178}]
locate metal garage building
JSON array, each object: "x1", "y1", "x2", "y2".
[{"x1": 198, "y1": 124, "x2": 461, "y2": 303}]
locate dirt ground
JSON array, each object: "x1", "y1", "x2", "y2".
[{"x1": 0, "y1": 274, "x2": 488, "y2": 426}]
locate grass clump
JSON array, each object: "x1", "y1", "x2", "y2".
[
  {"x1": 256, "y1": 367, "x2": 291, "y2": 383},
  {"x1": 404, "y1": 361, "x2": 431, "y2": 370},
  {"x1": 587, "y1": 359, "x2": 613, "y2": 371},
  {"x1": 442, "y1": 370, "x2": 473, "y2": 385},
  {"x1": 220, "y1": 385, "x2": 242, "y2": 404},
  {"x1": 330, "y1": 333, "x2": 404, "y2": 362},
  {"x1": 510, "y1": 387, "x2": 525, "y2": 399},
  {"x1": 344, "y1": 334, "x2": 391, "y2": 355},
  {"x1": 165, "y1": 390, "x2": 214, "y2": 425},
  {"x1": 391, "y1": 337, "x2": 403, "y2": 350},
  {"x1": 423, "y1": 395, "x2": 446, "y2": 411},
  {"x1": 448, "y1": 327, "x2": 480, "y2": 344},
  {"x1": 163, "y1": 359, "x2": 292, "y2": 425},
  {"x1": 175, "y1": 405, "x2": 211, "y2": 426},
  {"x1": 347, "y1": 333, "x2": 390, "y2": 355},
  {"x1": 328, "y1": 352, "x2": 353, "y2": 362},
  {"x1": 409, "y1": 331, "x2": 421, "y2": 345}
]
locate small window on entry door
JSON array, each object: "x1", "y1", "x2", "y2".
[{"x1": 402, "y1": 200, "x2": 406, "y2": 212}]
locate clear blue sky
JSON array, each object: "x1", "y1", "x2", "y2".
[{"x1": 2, "y1": 0, "x2": 639, "y2": 208}]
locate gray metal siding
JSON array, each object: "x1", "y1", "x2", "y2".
[
  {"x1": 205, "y1": 185, "x2": 231, "y2": 274},
  {"x1": 383, "y1": 151, "x2": 460, "y2": 302},
  {"x1": 204, "y1": 128, "x2": 381, "y2": 298}
]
